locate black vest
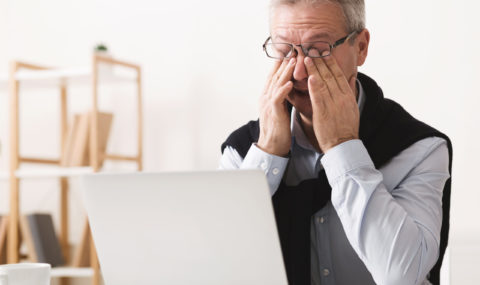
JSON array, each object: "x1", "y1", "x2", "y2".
[{"x1": 221, "y1": 73, "x2": 452, "y2": 285}]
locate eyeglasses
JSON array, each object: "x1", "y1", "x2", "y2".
[{"x1": 262, "y1": 31, "x2": 358, "y2": 59}]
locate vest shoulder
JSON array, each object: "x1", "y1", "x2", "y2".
[
  {"x1": 365, "y1": 97, "x2": 452, "y2": 168},
  {"x1": 384, "y1": 98, "x2": 448, "y2": 138},
  {"x1": 221, "y1": 120, "x2": 260, "y2": 158}
]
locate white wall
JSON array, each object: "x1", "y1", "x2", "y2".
[{"x1": 0, "y1": 0, "x2": 479, "y2": 284}]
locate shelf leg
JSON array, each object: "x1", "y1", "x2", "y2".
[
  {"x1": 136, "y1": 67, "x2": 143, "y2": 171},
  {"x1": 7, "y1": 178, "x2": 19, "y2": 263},
  {"x1": 90, "y1": 226, "x2": 101, "y2": 285},
  {"x1": 59, "y1": 178, "x2": 69, "y2": 261},
  {"x1": 60, "y1": 85, "x2": 68, "y2": 163},
  {"x1": 59, "y1": 84, "x2": 70, "y2": 262},
  {"x1": 90, "y1": 54, "x2": 102, "y2": 285},
  {"x1": 59, "y1": 83, "x2": 70, "y2": 285},
  {"x1": 8, "y1": 61, "x2": 20, "y2": 264},
  {"x1": 90, "y1": 55, "x2": 100, "y2": 172}
]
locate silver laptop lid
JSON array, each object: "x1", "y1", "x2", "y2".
[{"x1": 81, "y1": 170, "x2": 288, "y2": 285}]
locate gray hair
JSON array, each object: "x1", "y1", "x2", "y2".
[{"x1": 270, "y1": 0, "x2": 366, "y2": 33}]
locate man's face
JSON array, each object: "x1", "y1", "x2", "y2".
[{"x1": 270, "y1": 2, "x2": 365, "y2": 119}]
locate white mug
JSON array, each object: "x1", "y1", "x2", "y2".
[{"x1": 0, "y1": 263, "x2": 50, "y2": 285}]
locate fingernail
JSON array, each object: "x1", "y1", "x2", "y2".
[
  {"x1": 290, "y1": 58, "x2": 296, "y2": 65},
  {"x1": 321, "y1": 51, "x2": 330, "y2": 57},
  {"x1": 304, "y1": 57, "x2": 311, "y2": 65}
]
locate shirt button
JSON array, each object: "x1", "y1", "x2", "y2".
[
  {"x1": 323, "y1": 268, "x2": 330, "y2": 276},
  {"x1": 272, "y1": 168, "x2": 280, "y2": 175},
  {"x1": 317, "y1": 216, "x2": 326, "y2": 224},
  {"x1": 260, "y1": 162, "x2": 268, "y2": 170}
]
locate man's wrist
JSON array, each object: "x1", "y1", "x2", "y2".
[
  {"x1": 321, "y1": 136, "x2": 359, "y2": 154},
  {"x1": 256, "y1": 142, "x2": 290, "y2": 158}
]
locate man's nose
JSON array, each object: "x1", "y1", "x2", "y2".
[{"x1": 292, "y1": 53, "x2": 308, "y2": 81}]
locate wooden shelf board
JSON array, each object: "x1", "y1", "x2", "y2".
[
  {"x1": 0, "y1": 167, "x2": 94, "y2": 180},
  {"x1": 0, "y1": 67, "x2": 136, "y2": 89},
  {"x1": 0, "y1": 167, "x2": 141, "y2": 180}
]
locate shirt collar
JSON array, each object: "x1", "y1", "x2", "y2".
[{"x1": 291, "y1": 79, "x2": 366, "y2": 152}]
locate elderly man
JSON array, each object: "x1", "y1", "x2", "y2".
[{"x1": 220, "y1": 0, "x2": 452, "y2": 285}]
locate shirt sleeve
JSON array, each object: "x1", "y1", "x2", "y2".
[
  {"x1": 321, "y1": 138, "x2": 450, "y2": 285},
  {"x1": 219, "y1": 144, "x2": 289, "y2": 196}
]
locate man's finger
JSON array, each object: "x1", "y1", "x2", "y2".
[
  {"x1": 276, "y1": 58, "x2": 296, "y2": 87},
  {"x1": 304, "y1": 57, "x2": 331, "y2": 103},
  {"x1": 304, "y1": 56, "x2": 320, "y2": 78},
  {"x1": 273, "y1": 81, "x2": 293, "y2": 105},
  {"x1": 266, "y1": 59, "x2": 288, "y2": 98},
  {"x1": 273, "y1": 59, "x2": 291, "y2": 83},
  {"x1": 312, "y1": 56, "x2": 341, "y2": 96},
  {"x1": 267, "y1": 58, "x2": 294, "y2": 102},
  {"x1": 322, "y1": 55, "x2": 351, "y2": 94},
  {"x1": 308, "y1": 75, "x2": 327, "y2": 112}
]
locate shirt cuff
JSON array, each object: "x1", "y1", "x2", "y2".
[
  {"x1": 241, "y1": 144, "x2": 289, "y2": 196},
  {"x1": 321, "y1": 139, "x2": 374, "y2": 184}
]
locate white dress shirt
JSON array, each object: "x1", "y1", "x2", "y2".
[{"x1": 219, "y1": 81, "x2": 450, "y2": 285}]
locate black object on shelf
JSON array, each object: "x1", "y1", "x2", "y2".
[{"x1": 26, "y1": 213, "x2": 65, "y2": 267}]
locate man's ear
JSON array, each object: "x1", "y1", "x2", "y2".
[{"x1": 356, "y1": 29, "x2": 370, "y2": 67}]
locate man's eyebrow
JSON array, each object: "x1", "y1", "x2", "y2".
[{"x1": 273, "y1": 32, "x2": 332, "y2": 43}]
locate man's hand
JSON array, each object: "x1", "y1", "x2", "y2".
[
  {"x1": 304, "y1": 55, "x2": 360, "y2": 153},
  {"x1": 257, "y1": 58, "x2": 296, "y2": 157}
]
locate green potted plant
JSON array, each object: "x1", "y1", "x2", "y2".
[
  {"x1": 94, "y1": 43, "x2": 111, "y2": 57},
  {"x1": 93, "y1": 43, "x2": 112, "y2": 73},
  {"x1": 94, "y1": 44, "x2": 108, "y2": 53}
]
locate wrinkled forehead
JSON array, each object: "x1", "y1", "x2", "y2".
[{"x1": 269, "y1": 2, "x2": 348, "y2": 43}]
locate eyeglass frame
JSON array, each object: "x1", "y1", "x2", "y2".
[{"x1": 262, "y1": 30, "x2": 359, "y2": 59}]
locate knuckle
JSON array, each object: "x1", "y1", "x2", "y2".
[
  {"x1": 273, "y1": 73, "x2": 280, "y2": 81},
  {"x1": 322, "y1": 71, "x2": 333, "y2": 81},
  {"x1": 272, "y1": 92, "x2": 284, "y2": 103},
  {"x1": 333, "y1": 70, "x2": 344, "y2": 80},
  {"x1": 309, "y1": 76, "x2": 326, "y2": 91},
  {"x1": 317, "y1": 79, "x2": 327, "y2": 90},
  {"x1": 337, "y1": 99, "x2": 347, "y2": 109}
]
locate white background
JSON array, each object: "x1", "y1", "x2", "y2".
[{"x1": 0, "y1": 0, "x2": 479, "y2": 284}]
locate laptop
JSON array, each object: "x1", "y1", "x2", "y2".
[{"x1": 80, "y1": 170, "x2": 288, "y2": 285}]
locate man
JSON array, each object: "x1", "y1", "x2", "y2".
[{"x1": 220, "y1": 1, "x2": 452, "y2": 285}]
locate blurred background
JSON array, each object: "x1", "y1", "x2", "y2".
[{"x1": 0, "y1": 0, "x2": 478, "y2": 284}]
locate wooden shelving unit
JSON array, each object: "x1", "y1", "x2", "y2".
[{"x1": 1, "y1": 54, "x2": 143, "y2": 285}]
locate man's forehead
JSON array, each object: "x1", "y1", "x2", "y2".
[{"x1": 269, "y1": 2, "x2": 347, "y2": 42}]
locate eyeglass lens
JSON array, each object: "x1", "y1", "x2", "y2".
[{"x1": 264, "y1": 42, "x2": 331, "y2": 59}]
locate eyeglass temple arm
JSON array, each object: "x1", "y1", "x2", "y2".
[
  {"x1": 263, "y1": 36, "x2": 272, "y2": 49},
  {"x1": 333, "y1": 30, "x2": 359, "y2": 48}
]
